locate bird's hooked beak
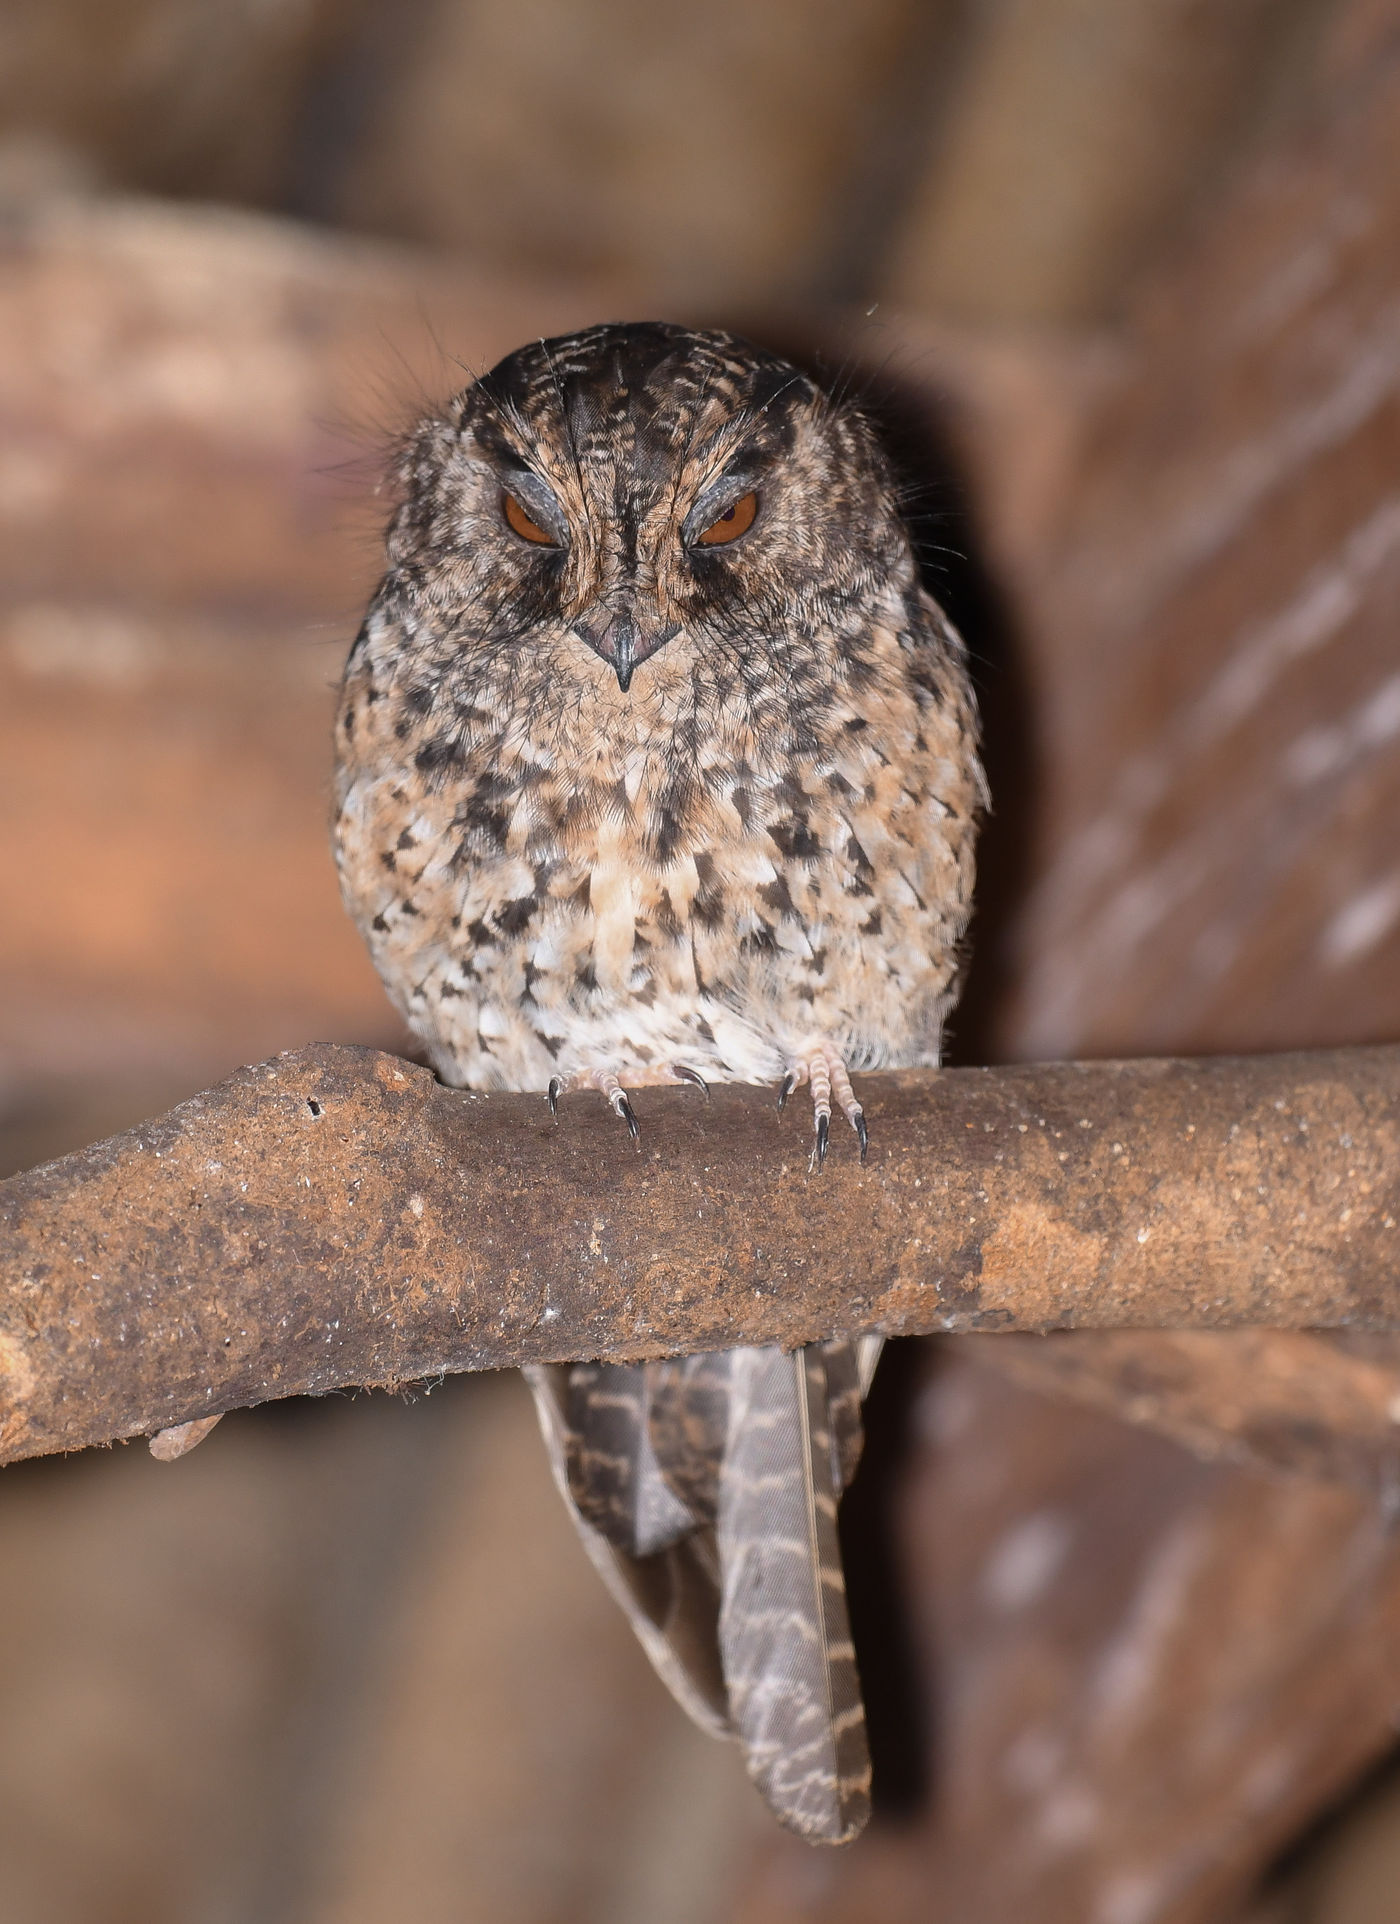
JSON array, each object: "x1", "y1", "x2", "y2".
[{"x1": 576, "y1": 610, "x2": 680, "y2": 693}]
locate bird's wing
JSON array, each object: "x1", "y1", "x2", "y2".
[
  {"x1": 646, "y1": 1350, "x2": 732, "y2": 1523},
  {"x1": 523, "y1": 1363, "x2": 730, "y2": 1737},
  {"x1": 556, "y1": 1359, "x2": 698, "y2": 1554},
  {"x1": 823, "y1": 1336, "x2": 863, "y2": 1491}
]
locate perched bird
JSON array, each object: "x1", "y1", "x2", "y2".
[{"x1": 332, "y1": 323, "x2": 982, "y2": 1843}]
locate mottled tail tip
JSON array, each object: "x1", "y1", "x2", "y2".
[{"x1": 768, "y1": 1781, "x2": 872, "y2": 1848}]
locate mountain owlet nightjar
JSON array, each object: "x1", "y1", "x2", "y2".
[{"x1": 333, "y1": 323, "x2": 982, "y2": 1845}]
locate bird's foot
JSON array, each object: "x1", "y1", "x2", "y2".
[
  {"x1": 593, "y1": 1070, "x2": 641, "y2": 1142},
  {"x1": 546, "y1": 1063, "x2": 710, "y2": 1138},
  {"x1": 670, "y1": 1063, "x2": 710, "y2": 1100},
  {"x1": 546, "y1": 1070, "x2": 641, "y2": 1142},
  {"x1": 779, "y1": 1044, "x2": 868, "y2": 1172}
]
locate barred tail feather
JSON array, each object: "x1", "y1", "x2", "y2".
[{"x1": 716, "y1": 1345, "x2": 872, "y2": 1844}]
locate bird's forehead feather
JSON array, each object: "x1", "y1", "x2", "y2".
[{"x1": 469, "y1": 324, "x2": 814, "y2": 470}]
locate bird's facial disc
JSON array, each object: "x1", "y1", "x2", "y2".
[
  {"x1": 452, "y1": 327, "x2": 878, "y2": 697},
  {"x1": 491, "y1": 453, "x2": 750, "y2": 694}
]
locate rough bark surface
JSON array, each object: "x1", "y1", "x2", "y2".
[{"x1": 3, "y1": 1041, "x2": 1399, "y2": 1466}]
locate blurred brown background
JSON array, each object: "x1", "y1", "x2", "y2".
[{"x1": 4, "y1": 1, "x2": 1400, "y2": 1919}]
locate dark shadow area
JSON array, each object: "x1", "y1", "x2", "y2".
[
  {"x1": 838, "y1": 1335, "x2": 936, "y2": 1821},
  {"x1": 1250, "y1": 1738, "x2": 1400, "y2": 1919}
]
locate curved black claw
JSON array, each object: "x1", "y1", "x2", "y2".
[
  {"x1": 673, "y1": 1065, "x2": 710, "y2": 1100},
  {"x1": 612, "y1": 1090, "x2": 641, "y2": 1144},
  {"x1": 853, "y1": 1110, "x2": 869, "y2": 1164},
  {"x1": 812, "y1": 1110, "x2": 830, "y2": 1171},
  {"x1": 547, "y1": 1077, "x2": 563, "y2": 1118},
  {"x1": 777, "y1": 1072, "x2": 797, "y2": 1113}
]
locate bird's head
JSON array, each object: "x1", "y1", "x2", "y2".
[{"x1": 383, "y1": 323, "x2": 915, "y2": 719}]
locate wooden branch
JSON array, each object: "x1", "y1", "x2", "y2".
[{"x1": 2, "y1": 1043, "x2": 1397, "y2": 1465}]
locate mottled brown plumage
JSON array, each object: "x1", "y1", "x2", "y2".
[{"x1": 332, "y1": 322, "x2": 982, "y2": 1842}]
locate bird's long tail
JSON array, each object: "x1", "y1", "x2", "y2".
[{"x1": 525, "y1": 1338, "x2": 879, "y2": 1845}]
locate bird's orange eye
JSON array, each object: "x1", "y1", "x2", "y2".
[
  {"x1": 502, "y1": 491, "x2": 556, "y2": 545},
  {"x1": 697, "y1": 491, "x2": 758, "y2": 545}
]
